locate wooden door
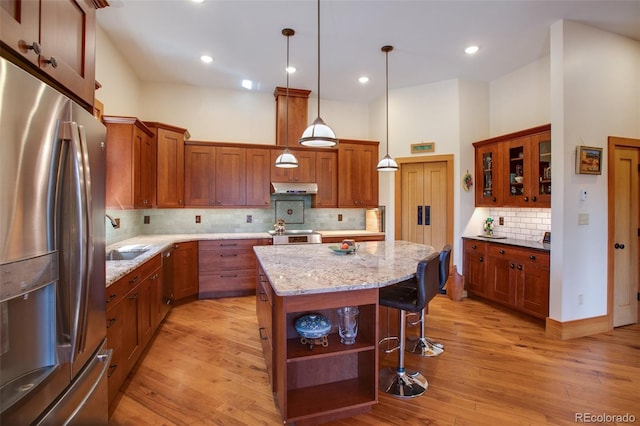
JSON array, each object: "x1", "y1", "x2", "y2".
[
  {"x1": 172, "y1": 242, "x2": 199, "y2": 301},
  {"x1": 246, "y1": 148, "x2": 271, "y2": 207},
  {"x1": 609, "y1": 139, "x2": 639, "y2": 327},
  {"x1": 156, "y1": 128, "x2": 185, "y2": 208},
  {"x1": 134, "y1": 127, "x2": 156, "y2": 208},
  {"x1": 400, "y1": 161, "x2": 448, "y2": 251},
  {"x1": 184, "y1": 145, "x2": 215, "y2": 207},
  {"x1": 215, "y1": 146, "x2": 246, "y2": 206}
]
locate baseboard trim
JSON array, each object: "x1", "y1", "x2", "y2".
[{"x1": 545, "y1": 315, "x2": 611, "y2": 340}]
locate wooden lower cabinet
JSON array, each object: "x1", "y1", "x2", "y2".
[
  {"x1": 256, "y1": 263, "x2": 379, "y2": 424},
  {"x1": 199, "y1": 239, "x2": 269, "y2": 298},
  {"x1": 463, "y1": 238, "x2": 549, "y2": 319},
  {"x1": 105, "y1": 254, "x2": 162, "y2": 406},
  {"x1": 172, "y1": 241, "x2": 199, "y2": 301},
  {"x1": 322, "y1": 235, "x2": 385, "y2": 244}
]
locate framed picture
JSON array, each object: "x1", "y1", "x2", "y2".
[
  {"x1": 576, "y1": 146, "x2": 602, "y2": 175},
  {"x1": 411, "y1": 142, "x2": 435, "y2": 154}
]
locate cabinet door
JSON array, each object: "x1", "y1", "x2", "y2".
[
  {"x1": 156, "y1": 128, "x2": 185, "y2": 207},
  {"x1": 150, "y1": 269, "x2": 164, "y2": 330},
  {"x1": 338, "y1": 141, "x2": 379, "y2": 207},
  {"x1": 530, "y1": 130, "x2": 551, "y2": 207},
  {"x1": 463, "y1": 240, "x2": 486, "y2": 295},
  {"x1": 134, "y1": 126, "x2": 156, "y2": 208},
  {"x1": 475, "y1": 143, "x2": 502, "y2": 207},
  {"x1": 270, "y1": 149, "x2": 316, "y2": 183},
  {"x1": 504, "y1": 136, "x2": 531, "y2": 207},
  {"x1": 0, "y1": 0, "x2": 40, "y2": 67},
  {"x1": 173, "y1": 242, "x2": 199, "y2": 301},
  {"x1": 138, "y1": 276, "x2": 153, "y2": 348},
  {"x1": 486, "y1": 251, "x2": 514, "y2": 304},
  {"x1": 246, "y1": 148, "x2": 271, "y2": 207},
  {"x1": 40, "y1": 0, "x2": 96, "y2": 106},
  {"x1": 516, "y1": 254, "x2": 550, "y2": 318},
  {"x1": 185, "y1": 145, "x2": 216, "y2": 206},
  {"x1": 215, "y1": 146, "x2": 246, "y2": 206},
  {"x1": 122, "y1": 287, "x2": 142, "y2": 373},
  {"x1": 313, "y1": 151, "x2": 338, "y2": 207}
]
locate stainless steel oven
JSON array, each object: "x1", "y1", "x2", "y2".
[{"x1": 269, "y1": 230, "x2": 322, "y2": 245}]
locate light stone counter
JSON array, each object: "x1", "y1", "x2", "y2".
[
  {"x1": 253, "y1": 240, "x2": 436, "y2": 296},
  {"x1": 318, "y1": 229, "x2": 385, "y2": 239},
  {"x1": 105, "y1": 232, "x2": 270, "y2": 286}
]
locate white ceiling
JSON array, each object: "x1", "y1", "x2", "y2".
[{"x1": 97, "y1": 0, "x2": 640, "y2": 104}]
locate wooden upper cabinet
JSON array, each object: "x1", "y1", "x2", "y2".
[
  {"x1": 313, "y1": 150, "x2": 338, "y2": 207},
  {"x1": 146, "y1": 122, "x2": 189, "y2": 208},
  {"x1": 104, "y1": 116, "x2": 155, "y2": 209},
  {"x1": 1, "y1": 0, "x2": 103, "y2": 108},
  {"x1": 246, "y1": 148, "x2": 271, "y2": 207},
  {"x1": 473, "y1": 124, "x2": 551, "y2": 208},
  {"x1": 270, "y1": 149, "x2": 316, "y2": 183},
  {"x1": 337, "y1": 139, "x2": 379, "y2": 207},
  {"x1": 274, "y1": 87, "x2": 311, "y2": 146},
  {"x1": 184, "y1": 144, "x2": 216, "y2": 207},
  {"x1": 215, "y1": 146, "x2": 246, "y2": 206}
]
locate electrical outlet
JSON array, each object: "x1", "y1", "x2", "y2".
[
  {"x1": 578, "y1": 294, "x2": 584, "y2": 305},
  {"x1": 338, "y1": 214, "x2": 343, "y2": 222},
  {"x1": 114, "y1": 218, "x2": 120, "y2": 229},
  {"x1": 499, "y1": 217, "x2": 504, "y2": 226},
  {"x1": 246, "y1": 215, "x2": 252, "y2": 223},
  {"x1": 143, "y1": 215, "x2": 150, "y2": 224},
  {"x1": 195, "y1": 215, "x2": 201, "y2": 224}
]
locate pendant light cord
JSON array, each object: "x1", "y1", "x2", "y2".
[
  {"x1": 286, "y1": 31, "x2": 290, "y2": 149},
  {"x1": 316, "y1": 0, "x2": 321, "y2": 118},
  {"x1": 385, "y1": 47, "x2": 389, "y2": 155}
]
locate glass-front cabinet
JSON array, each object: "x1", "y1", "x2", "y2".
[
  {"x1": 475, "y1": 142, "x2": 502, "y2": 207},
  {"x1": 473, "y1": 124, "x2": 551, "y2": 208}
]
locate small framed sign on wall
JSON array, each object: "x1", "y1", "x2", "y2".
[
  {"x1": 576, "y1": 146, "x2": 602, "y2": 175},
  {"x1": 411, "y1": 142, "x2": 435, "y2": 154}
]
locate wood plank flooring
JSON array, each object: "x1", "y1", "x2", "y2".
[{"x1": 109, "y1": 295, "x2": 639, "y2": 425}]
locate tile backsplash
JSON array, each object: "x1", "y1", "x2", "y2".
[
  {"x1": 487, "y1": 207, "x2": 551, "y2": 242},
  {"x1": 106, "y1": 195, "x2": 367, "y2": 245}
]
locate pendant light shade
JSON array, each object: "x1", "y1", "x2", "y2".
[
  {"x1": 299, "y1": 0, "x2": 337, "y2": 148},
  {"x1": 377, "y1": 45, "x2": 398, "y2": 172},
  {"x1": 276, "y1": 28, "x2": 299, "y2": 168}
]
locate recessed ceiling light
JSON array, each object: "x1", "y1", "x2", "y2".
[
  {"x1": 191, "y1": 0, "x2": 204, "y2": 3},
  {"x1": 465, "y1": 45, "x2": 480, "y2": 55},
  {"x1": 286, "y1": 66, "x2": 296, "y2": 74},
  {"x1": 200, "y1": 55, "x2": 213, "y2": 63},
  {"x1": 242, "y1": 79, "x2": 253, "y2": 90},
  {"x1": 358, "y1": 76, "x2": 369, "y2": 84}
]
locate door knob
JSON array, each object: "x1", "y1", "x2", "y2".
[{"x1": 614, "y1": 243, "x2": 625, "y2": 249}]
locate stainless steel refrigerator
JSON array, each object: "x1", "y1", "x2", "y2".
[{"x1": 0, "y1": 57, "x2": 111, "y2": 425}]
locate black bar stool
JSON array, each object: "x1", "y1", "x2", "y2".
[
  {"x1": 407, "y1": 244, "x2": 451, "y2": 356},
  {"x1": 379, "y1": 251, "x2": 440, "y2": 398}
]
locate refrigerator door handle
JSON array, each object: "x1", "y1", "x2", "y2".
[{"x1": 67, "y1": 121, "x2": 90, "y2": 357}]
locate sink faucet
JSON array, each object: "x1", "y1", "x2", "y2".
[{"x1": 105, "y1": 214, "x2": 119, "y2": 228}]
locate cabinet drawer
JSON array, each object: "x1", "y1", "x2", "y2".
[
  {"x1": 107, "y1": 345, "x2": 124, "y2": 404},
  {"x1": 199, "y1": 239, "x2": 260, "y2": 250},
  {"x1": 487, "y1": 245, "x2": 549, "y2": 264},
  {"x1": 199, "y1": 249, "x2": 256, "y2": 271},
  {"x1": 200, "y1": 269, "x2": 255, "y2": 293},
  {"x1": 463, "y1": 239, "x2": 487, "y2": 253},
  {"x1": 106, "y1": 254, "x2": 162, "y2": 307}
]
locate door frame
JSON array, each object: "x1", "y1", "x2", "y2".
[
  {"x1": 607, "y1": 136, "x2": 640, "y2": 327},
  {"x1": 394, "y1": 154, "x2": 454, "y2": 248}
]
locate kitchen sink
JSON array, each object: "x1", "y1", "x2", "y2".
[{"x1": 106, "y1": 247, "x2": 150, "y2": 261}]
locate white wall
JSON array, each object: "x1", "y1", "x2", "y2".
[
  {"x1": 549, "y1": 20, "x2": 640, "y2": 322},
  {"x1": 490, "y1": 56, "x2": 551, "y2": 136},
  {"x1": 95, "y1": 26, "x2": 142, "y2": 117}
]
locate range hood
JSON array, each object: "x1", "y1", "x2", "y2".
[{"x1": 271, "y1": 182, "x2": 318, "y2": 194}]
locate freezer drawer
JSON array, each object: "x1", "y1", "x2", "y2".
[{"x1": 35, "y1": 342, "x2": 112, "y2": 426}]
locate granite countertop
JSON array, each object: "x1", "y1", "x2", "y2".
[
  {"x1": 462, "y1": 235, "x2": 550, "y2": 251},
  {"x1": 317, "y1": 229, "x2": 385, "y2": 238},
  {"x1": 105, "y1": 232, "x2": 270, "y2": 286},
  {"x1": 253, "y1": 240, "x2": 436, "y2": 297}
]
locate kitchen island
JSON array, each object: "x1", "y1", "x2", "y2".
[{"x1": 253, "y1": 241, "x2": 435, "y2": 425}]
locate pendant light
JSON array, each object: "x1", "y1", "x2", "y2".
[
  {"x1": 299, "y1": 0, "x2": 337, "y2": 147},
  {"x1": 377, "y1": 45, "x2": 399, "y2": 172},
  {"x1": 275, "y1": 28, "x2": 299, "y2": 168}
]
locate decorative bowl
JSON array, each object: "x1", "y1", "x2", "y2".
[
  {"x1": 329, "y1": 245, "x2": 358, "y2": 255},
  {"x1": 295, "y1": 313, "x2": 331, "y2": 339}
]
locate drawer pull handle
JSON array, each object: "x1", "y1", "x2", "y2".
[
  {"x1": 106, "y1": 318, "x2": 117, "y2": 328},
  {"x1": 510, "y1": 263, "x2": 515, "y2": 269},
  {"x1": 220, "y1": 243, "x2": 238, "y2": 247},
  {"x1": 529, "y1": 255, "x2": 536, "y2": 260},
  {"x1": 479, "y1": 256, "x2": 484, "y2": 262},
  {"x1": 220, "y1": 274, "x2": 238, "y2": 278},
  {"x1": 220, "y1": 253, "x2": 238, "y2": 257},
  {"x1": 499, "y1": 250, "x2": 505, "y2": 255},
  {"x1": 517, "y1": 264, "x2": 523, "y2": 271},
  {"x1": 258, "y1": 327, "x2": 268, "y2": 340},
  {"x1": 108, "y1": 364, "x2": 118, "y2": 378},
  {"x1": 471, "y1": 245, "x2": 477, "y2": 250},
  {"x1": 106, "y1": 294, "x2": 117, "y2": 303},
  {"x1": 259, "y1": 291, "x2": 268, "y2": 302},
  {"x1": 129, "y1": 275, "x2": 139, "y2": 284},
  {"x1": 129, "y1": 292, "x2": 139, "y2": 300}
]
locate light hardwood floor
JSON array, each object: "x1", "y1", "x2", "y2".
[{"x1": 109, "y1": 295, "x2": 639, "y2": 425}]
